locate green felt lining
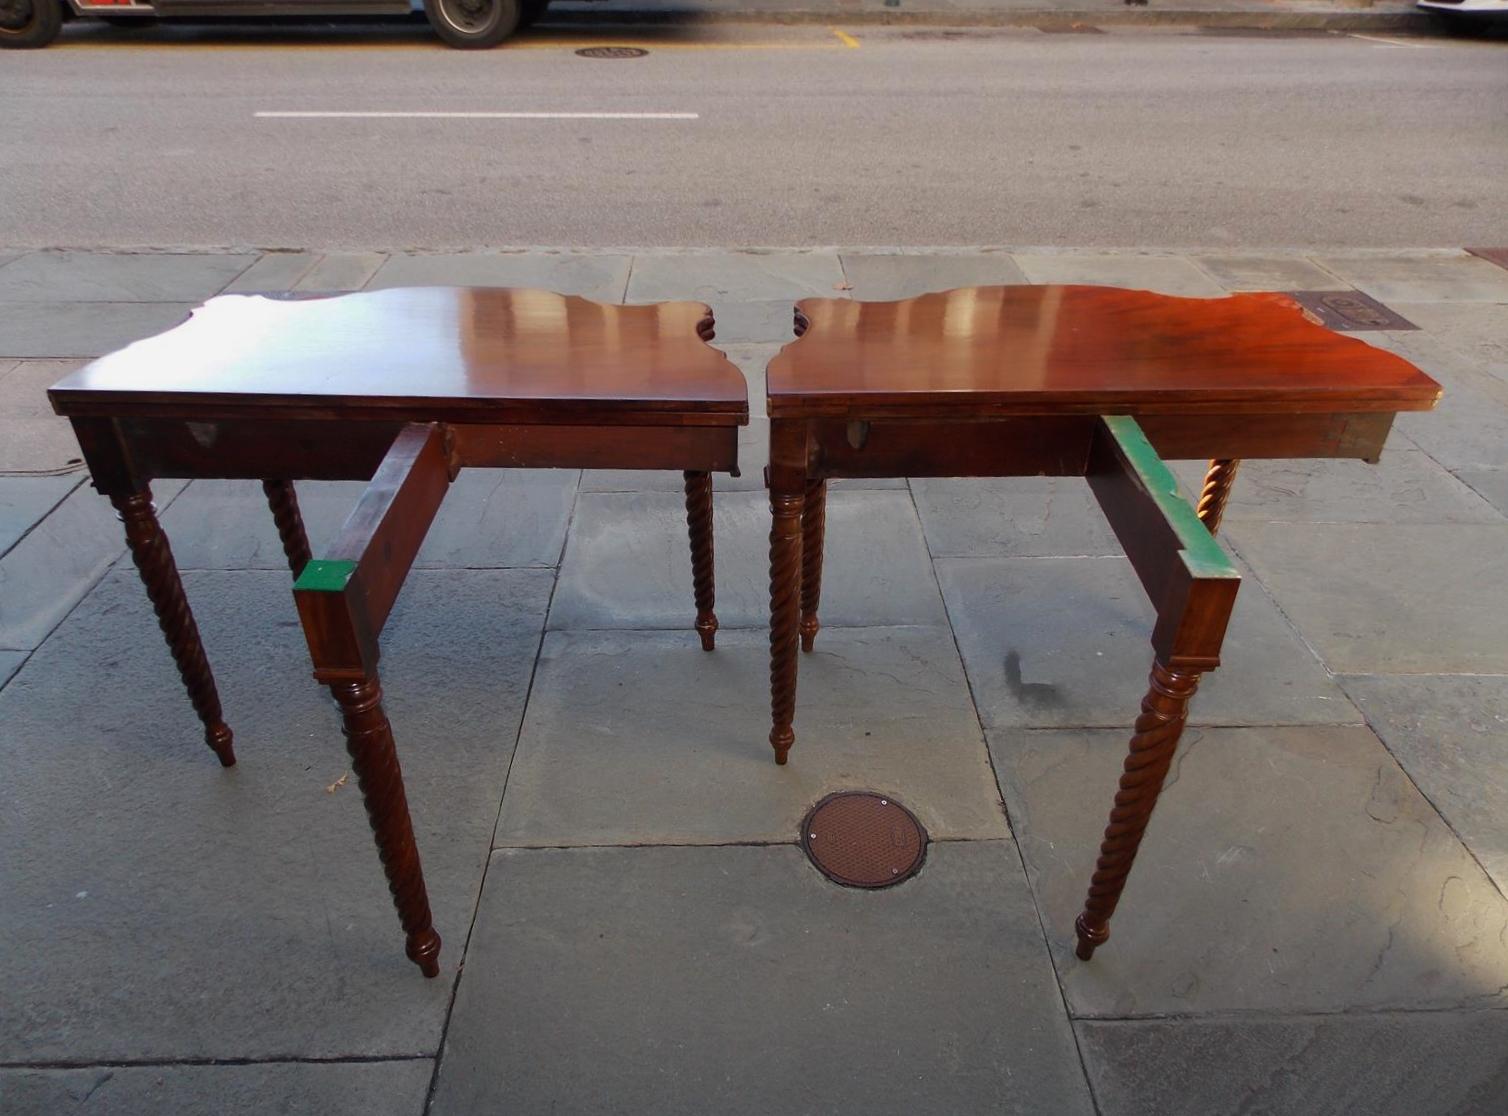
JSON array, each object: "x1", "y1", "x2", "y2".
[
  {"x1": 293, "y1": 558, "x2": 358, "y2": 593},
  {"x1": 1101, "y1": 415, "x2": 1239, "y2": 580}
]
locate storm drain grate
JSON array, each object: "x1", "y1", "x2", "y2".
[
  {"x1": 1285, "y1": 290, "x2": 1418, "y2": 332},
  {"x1": 575, "y1": 46, "x2": 649, "y2": 58},
  {"x1": 801, "y1": 791, "x2": 927, "y2": 889},
  {"x1": 1466, "y1": 248, "x2": 1508, "y2": 272}
]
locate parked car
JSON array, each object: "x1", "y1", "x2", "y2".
[
  {"x1": 1416, "y1": 0, "x2": 1508, "y2": 32},
  {"x1": 0, "y1": 0, "x2": 549, "y2": 49}
]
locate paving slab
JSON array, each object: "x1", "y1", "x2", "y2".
[
  {"x1": 626, "y1": 249, "x2": 845, "y2": 303},
  {"x1": 430, "y1": 842, "x2": 1093, "y2": 1116},
  {"x1": 0, "y1": 302, "x2": 192, "y2": 359},
  {"x1": 292, "y1": 252, "x2": 388, "y2": 293},
  {"x1": 1391, "y1": 301, "x2": 1508, "y2": 384},
  {"x1": 1379, "y1": 330, "x2": 1508, "y2": 471},
  {"x1": 703, "y1": 298, "x2": 804, "y2": 343},
  {"x1": 838, "y1": 251, "x2": 1028, "y2": 299},
  {"x1": 0, "y1": 251, "x2": 254, "y2": 303},
  {"x1": 549, "y1": 488, "x2": 946, "y2": 631},
  {"x1": 368, "y1": 251, "x2": 633, "y2": 302},
  {"x1": 0, "y1": 567, "x2": 551, "y2": 1061},
  {"x1": 496, "y1": 626, "x2": 1007, "y2": 846},
  {"x1": 161, "y1": 470, "x2": 577, "y2": 571},
  {"x1": 990, "y1": 724, "x2": 1508, "y2": 1016},
  {"x1": 1167, "y1": 447, "x2": 1501, "y2": 525},
  {"x1": 221, "y1": 251, "x2": 319, "y2": 293},
  {"x1": 0, "y1": 359, "x2": 91, "y2": 473},
  {"x1": 936, "y1": 555, "x2": 1351, "y2": 729},
  {"x1": 912, "y1": 476, "x2": 1124, "y2": 558},
  {"x1": 1189, "y1": 254, "x2": 1346, "y2": 292},
  {"x1": 0, "y1": 649, "x2": 23, "y2": 690},
  {"x1": 0, "y1": 1059, "x2": 434, "y2": 1116},
  {"x1": 1457, "y1": 467, "x2": 1508, "y2": 517},
  {"x1": 0, "y1": 479, "x2": 185, "y2": 652},
  {"x1": 1011, "y1": 253, "x2": 1225, "y2": 297},
  {"x1": 1341, "y1": 673, "x2": 1508, "y2": 894},
  {"x1": 0, "y1": 475, "x2": 81, "y2": 557},
  {"x1": 1228, "y1": 522, "x2": 1508, "y2": 674},
  {"x1": 1076, "y1": 1013, "x2": 1508, "y2": 1116},
  {"x1": 1315, "y1": 253, "x2": 1508, "y2": 303}
]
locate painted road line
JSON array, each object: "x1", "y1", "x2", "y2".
[
  {"x1": 513, "y1": 39, "x2": 851, "y2": 51},
  {"x1": 255, "y1": 111, "x2": 700, "y2": 120},
  {"x1": 1348, "y1": 33, "x2": 1439, "y2": 48},
  {"x1": 831, "y1": 28, "x2": 861, "y2": 49}
]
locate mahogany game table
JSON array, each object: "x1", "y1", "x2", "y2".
[
  {"x1": 763, "y1": 284, "x2": 1440, "y2": 962},
  {"x1": 49, "y1": 286, "x2": 749, "y2": 976}
]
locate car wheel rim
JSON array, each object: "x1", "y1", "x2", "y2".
[
  {"x1": 437, "y1": 0, "x2": 500, "y2": 34},
  {"x1": 0, "y1": 0, "x2": 36, "y2": 32}
]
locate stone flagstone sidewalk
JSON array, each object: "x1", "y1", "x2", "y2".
[{"x1": 1, "y1": 246, "x2": 1506, "y2": 1114}]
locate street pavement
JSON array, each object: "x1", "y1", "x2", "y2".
[
  {"x1": 2, "y1": 25, "x2": 1505, "y2": 249},
  {"x1": 1, "y1": 246, "x2": 1506, "y2": 1114}
]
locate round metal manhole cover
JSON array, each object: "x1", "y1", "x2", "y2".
[
  {"x1": 801, "y1": 792, "x2": 928, "y2": 889},
  {"x1": 575, "y1": 46, "x2": 649, "y2": 58}
]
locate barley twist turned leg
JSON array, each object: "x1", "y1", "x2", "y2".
[
  {"x1": 768, "y1": 489, "x2": 805, "y2": 765},
  {"x1": 799, "y1": 479, "x2": 827, "y2": 653},
  {"x1": 111, "y1": 489, "x2": 236, "y2": 767},
  {"x1": 330, "y1": 676, "x2": 441, "y2": 978},
  {"x1": 261, "y1": 479, "x2": 312, "y2": 578},
  {"x1": 682, "y1": 470, "x2": 719, "y2": 651},
  {"x1": 1195, "y1": 458, "x2": 1241, "y2": 535},
  {"x1": 1074, "y1": 660, "x2": 1201, "y2": 960}
]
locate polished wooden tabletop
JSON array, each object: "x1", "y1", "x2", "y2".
[
  {"x1": 50, "y1": 287, "x2": 748, "y2": 424},
  {"x1": 769, "y1": 286, "x2": 1440, "y2": 419}
]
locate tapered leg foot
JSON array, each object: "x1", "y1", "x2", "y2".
[
  {"x1": 1074, "y1": 660, "x2": 1200, "y2": 960},
  {"x1": 1195, "y1": 458, "x2": 1241, "y2": 536},
  {"x1": 768, "y1": 488, "x2": 805, "y2": 764},
  {"x1": 682, "y1": 470, "x2": 719, "y2": 651},
  {"x1": 331, "y1": 676, "x2": 441, "y2": 978},
  {"x1": 800, "y1": 479, "x2": 826, "y2": 653},
  {"x1": 262, "y1": 479, "x2": 313, "y2": 578},
  {"x1": 111, "y1": 489, "x2": 236, "y2": 766}
]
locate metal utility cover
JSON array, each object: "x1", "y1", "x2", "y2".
[
  {"x1": 1466, "y1": 248, "x2": 1508, "y2": 272},
  {"x1": 801, "y1": 791, "x2": 928, "y2": 889},
  {"x1": 576, "y1": 46, "x2": 649, "y2": 58},
  {"x1": 1285, "y1": 290, "x2": 1418, "y2": 332}
]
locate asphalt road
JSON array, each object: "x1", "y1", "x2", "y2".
[{"x1": 2, "y1": 23, "x2": 1505, "y2": 249}]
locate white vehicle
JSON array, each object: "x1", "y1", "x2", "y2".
[
  {"x1": 1416, "y1": 0, "x2": 1508, "y2": 32},
  {"x1": 0, "y1": 0, "x2": 549, "y2": 49}
]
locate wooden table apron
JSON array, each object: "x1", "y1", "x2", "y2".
[{"x1": 763, "y1": 285, "x2": 1442, "y2": 964}]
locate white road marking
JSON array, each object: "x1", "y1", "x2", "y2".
[
  {"x1": 1348, "y1": 33, "x2": 1440, "y2": 48},
  {"x1": 255, "y1": 111, "x2": 699, "y2": 120}
]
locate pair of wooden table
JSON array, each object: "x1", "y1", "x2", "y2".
[{"x1": 49, "y1": 284, "x2": 1440, "y2": 976}]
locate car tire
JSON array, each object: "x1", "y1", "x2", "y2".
[
  {"x1": 518, "y1": 0, "x2": 549, "y2": 28},
  {"x1": 424, "y1": 0, "x2": 520, "y2": 48},
  {"x1": 0, "y1": 0, "x2": 63, "y2": 48}
]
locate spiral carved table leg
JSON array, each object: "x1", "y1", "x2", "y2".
[
  {"x1": 111, "y1": 490, "x2": 236, "y2": 767},
  {"x1": 331, "y1": 676, "x2": 441, "y2": 978},
  {"x1": 1195, "y1": 458, "x2": 1241, "y2": 536},
  {"x1": 261, "y1": 479, "x2": 312, "y2": 578},
  {"x1": 800, "y1": 479, "x2": 827, "y2": 653},
  {"x1": 768, "y1": 488, "x2": 805, "y2": 765},
  {"x1": 682, "y1": 471, "x2": 719, "y2": 651},
  {"x1": 1074, "y1": 660, "x2": 1201, "y2": 960}
]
